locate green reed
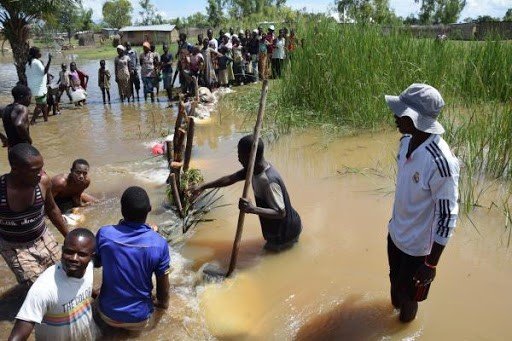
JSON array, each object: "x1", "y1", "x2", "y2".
[
  {"x1": 277, "y1": 21, "x2": 512, "y2": 131},
  {"x1": 271, "y1": 21, "x2": 512, "y2": 214}
]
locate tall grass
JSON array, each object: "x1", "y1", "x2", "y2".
[
  {"x1": 274, "y1": 21, "x2": 512, "y2": 214},
  {"x1": 277, "y1": 21, "x2": 512, "y2": 130}
]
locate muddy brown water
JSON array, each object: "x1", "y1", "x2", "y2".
[{"x1": 0, "y1": 57, "x2": 511, "y2": 340}]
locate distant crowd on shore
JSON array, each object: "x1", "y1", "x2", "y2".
[{"x1": 13, "y1": 24, "x2": 298, "y2": 126}]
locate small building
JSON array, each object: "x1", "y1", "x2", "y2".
[
  {"x1": 101, "y1": 28, "x2": 119, "y2": 38},
  {"x1": 119, "y1": 24, "x2": 178, "y2": 45}
]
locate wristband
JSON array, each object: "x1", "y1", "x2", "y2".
[{"x1": 424, "y1": 258, "x2": 437, "y2": 269}]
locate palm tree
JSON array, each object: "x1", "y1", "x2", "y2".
[{"x1": 0, "y1": 0, "x2": 77, "y2": 84}]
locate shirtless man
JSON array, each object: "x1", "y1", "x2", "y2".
[
  {"x1": 2, "y1": 84, "x2": 32, "y2": 148},
  {"x1": 51, "y1": 159, "x2": 97, "y2": 212},
  {"x1": 0, "y1": 143, "x2": 68, "y2": 286}
]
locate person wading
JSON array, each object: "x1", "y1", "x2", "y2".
[
  {"x1": 190, "y1": 135, "x2": 302, "y2": 251},
  {"x1": 0, "y1": 143, "x2": 69, "y2": 286},
  {"x1": 26, "y1": 47, "x2": 51, "y2": 125},
  {"x1": 385, "y1": 84, "x2": 460, "y2": 322},
  {"x1": 2, "y1": 84, "x2": 32, "y2": 148},
  {"x1": 51, "y1": 159, "x2": 98, "y2": 213},
  {"x1": 95, "y1": 186, "x2": 170, "y2": 330}
]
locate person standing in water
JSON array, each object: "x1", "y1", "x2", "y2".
[
  {"x1": 190, "y1": 135, "x2": 302, "y2": 251},
  {"x1": 160, "y1": 43, "x2": 174, "y2": 104},
  {"x1": 114, "y1": 45, "x2": 133, "y2": 103},
  {"x1": 0, "y1": 144, "x2": 68, "y2": 286},
  {"x1": 385, "y1": 84, "x2": 459, "y2": 322},
  {"x1": 2, "y1": 84, "x2": 32, "y2": 148},
  {"x1": 98, "y1": 60, "x2": 111, "y2": 104},
  {"x1": 26, "y1": 47, "x2": 51, "y2": 124}
]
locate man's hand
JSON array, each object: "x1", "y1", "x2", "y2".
[
  {"x1": 413, "y1": 264, "x2": 436, "y2": 287},
  {"x1": 186, "y1": 185, "x2": 203, "y2": 200},
  {"x1": 153, "y1": 298, "x2": 169, "y2": 310},
  {"x1": 238, "y1": 198, "x2": 255, "y2": 214}
]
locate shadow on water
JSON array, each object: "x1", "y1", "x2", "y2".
[
  {"x1": 295, "y1": 294, "x2": 407, "y2": 341},
  {"x1": 0, "y1": 285, "x2": 29, "y2": 321}
]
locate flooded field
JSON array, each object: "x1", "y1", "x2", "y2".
[{"x1": 0, "y1": 56, "x2": 511, "y2": 340}]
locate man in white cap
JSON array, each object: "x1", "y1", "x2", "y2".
[{"x1": 385, "y1": 83, "x2": 459, "y2": 322}]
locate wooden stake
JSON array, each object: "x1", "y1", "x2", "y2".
[
  {"x1": 169, "y1": 173, "x2": 184, "y2": 218},
  {"x1": 183, "y1": 117, "x2": 195, "y2": 172},
  {"x1": 165, "y1": 141, "x2": 173, "y2": 164},
  {"x1": 226, "y1": 80, "x2": 269, "y2": 277}
]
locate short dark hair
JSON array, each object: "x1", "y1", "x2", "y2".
[
  {"x1": 12, "y1": 84, "x2": 31, "y2": 102},
  {"x1": 28, "y1": 46, "x2": 40, "y2": 65},
  {"x1": 72, "y1": 159, "x2": 89, "y2": 170},
  {"x1": 65, "y1": 227, "x2": 96, "y2": 249},
  {"x1": 238, "y1": 135, "x2": 264, "y2": 162},
  {"x1": 121, "y1": 186, "x2": 151, "y2": 222},
  {"x1": 8, "y1": 143, "x2": 41, "y2": 166}
]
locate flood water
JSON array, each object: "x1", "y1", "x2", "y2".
[{"x1": 0, "y1": 55, "x2": 512, "y2": 340}]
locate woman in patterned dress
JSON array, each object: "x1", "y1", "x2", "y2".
[{"x1": 114, "y1": 45, "x2": 132, "y2": 102}]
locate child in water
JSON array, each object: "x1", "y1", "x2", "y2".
[
  {"x1": 189, "y1": 135, "x2": 302, "y2": 251},
  {"x1": 98, "y1": 60, "x2": 111, "y2": 104}
]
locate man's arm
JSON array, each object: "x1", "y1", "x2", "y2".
[
  {"x1": 189, "y1": 170, "x2": 245, "y2": 197},
  {"x1": 239, "y1": 198, "x2": 286, "y2": 219},
  {"x1": 42, "y1": 175, "x2": 69, "y2": 237},
  {"x1": 44, "y1": 54, "x2": 52, "y2": 74},
  {"x1": 414, "y1": 156, "x2": 460, "y2": 286},
  {"x1": 80, "y1": 192, "x2": 98, "y2": 205},
  {"x1": 8, "y1": 320, "x2": 34, "y2": 341},
  {"x1": 154, "y1": 274, "x2": 170, "y2": 309},
  {"x1": 12, "y1": 107, "x2": 32, "y2": 144}
]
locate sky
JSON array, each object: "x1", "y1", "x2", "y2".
[{"x1": 84, "y1": 0, "x2": 512, "y2": 23}]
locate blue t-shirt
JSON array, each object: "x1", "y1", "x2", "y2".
[{"x1": 95, "y1": 221, "x2": 170, "y2": 323}]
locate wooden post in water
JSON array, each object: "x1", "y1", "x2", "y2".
[
  {"x1": 183, "y1": 117, "x2": 195, "y2": 172},
  {"x1": 169, "y1": 173, "x2": 184, "y2": 218},
  {"x1": 165, "y1": 141, "x2": 173, "y2": 164},
  {"x1": 225, "y1": 80, "x2": 269, "y2": 278}
]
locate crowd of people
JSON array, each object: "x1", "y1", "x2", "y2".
[{"x1": 0, "y1": 24, "x2": 460, "y2": 339}]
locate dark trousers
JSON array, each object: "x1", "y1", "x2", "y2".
[{"x1": 387, "y1": 234, "x2": 431, "y2": 305}]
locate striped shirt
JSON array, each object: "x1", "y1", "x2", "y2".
[
  {"x1": 0, "y1": 175, "x2": 46, "y2": 243},
  {"x1": 388, "y1": 134, "x2": 460, "y2": 256},
  {"x1": 16, "y1": 262, "x2": 98, "y2": 340}
]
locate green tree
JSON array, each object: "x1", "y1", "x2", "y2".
[
  {"x1": 102, "y1": 0, "x2": 133, "y2": 29},
  {"x1": 0, "y1": 0, "x2": 78, "y2": 84},
  {"x1": 206, "y1": 0, "x2": 224, "y2": 27},
  {"x1": 337, "y1": 0, "x2": 395, "y2": 24},
  {"x1": 415, "y1": 0, "x2": 466, "y2": 24},
  {"x1": 504, "y1": 8, "x2": 512, "y2": 21},
  {"x1": 138, "y1": 0, "x2": 165, "y2": 25}
]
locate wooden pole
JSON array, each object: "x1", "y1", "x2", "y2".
[
  {"x1": 169, "y1": 173, "x2": 184, "y2": 218},
  {"x1": 183, "y1": 117, "x2": 195, "y2": 172},
  {"x1": 165, "y1": 141, "x2": 173, "y2": 164},
  {"x1": 226, "y1": 80, "x2": 269, "y2": 277}
]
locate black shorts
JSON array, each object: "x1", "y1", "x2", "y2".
[{"x1": 387, "y1": 234, "x2": 431, "y2": 302}]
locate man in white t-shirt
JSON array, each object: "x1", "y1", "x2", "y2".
[
  {"x1": 8, "y1": 228, "x2": 98, "y2": 341},
  {"x1": 25, "y1": 46, "x2": 52, "y2": 124},
  {"x1": 385, "y1": 84, "x2": 459, "y2": 322}
]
